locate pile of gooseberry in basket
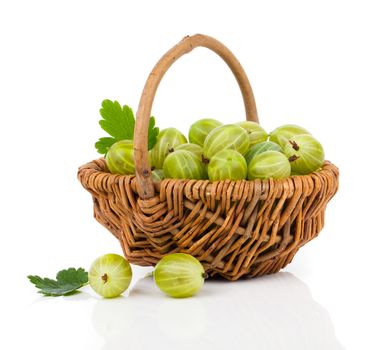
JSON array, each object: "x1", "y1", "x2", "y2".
[{"x1": 106, "y1": 119, "x2": 325, "y2": 180}]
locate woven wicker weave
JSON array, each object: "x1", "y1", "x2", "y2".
[{"x1": 78, "y1": 34, "x2": 339, "y2": 280}]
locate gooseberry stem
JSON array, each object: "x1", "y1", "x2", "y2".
[
  {"x1": 202, "y1": 272, "x2": 209, "y2": 279},
  {"x1": 289, "y1": 155, "x2": 300, "y2": 162},
  {"x1": 201, "y1": 155, "x2": 210, "y2": 164},
  {"x1": 289, "y1": 140, "x2": 300, "y2": 151},
  {"x1": 101, "y1": 273, "x2": 108, "y2": 283}
]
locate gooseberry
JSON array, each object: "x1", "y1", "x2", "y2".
[
  {"x1": 105, "y1": 140, "x2": 135, "y2": 175},
  {"x1": 248, "y1": 150, "x2": 291, "y2": 180},
  {"x1": 283, "y1": 134, "x2": 324, "y2": 174},
  {"x1": 236, "y1": 121, "x2": 268, "y2": 146},
  {"x1": 269, "y1": 124, "x2": 311, "y2": 148},
  {"x1": 188, "y1": 118, "x2": 222, "y2": 146},
  {"x1": 163, "y1": 150, "x2": 206, "y2": 180},
  {"x1": 245, "y1": 141, "x2": 282, "y2": 165},
  {"x1": 171, "y1": 143, "x2": 204, "y2": 162},
  {"x1": 154, "y1": 253, "x2": 205, "y2": 298},
  {"x1": 150, "y1": 128, "x2": 187, "y2": 169},
  {"x1": 89, "y1": 254, "x2": 132, "y2": 298},
  {"x1": 151, "y1": 169, "x2": 165, "y2": 182},
  {"x1": 208, "y1": 149, "x2": 247, "y2": 181},
  {"x1": 203, "y1": 124, "x2": 250, "y2": 159}
]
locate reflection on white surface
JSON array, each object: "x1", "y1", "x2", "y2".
[
  {"x1": 92, "y1": 296, "x2": 133, "y2": 340},
  {"x1": 92, "y1": 272, "x2": 344, "y2": 349},
  {"x1": 154, "y1": 298, "x2": 207, "y2": 341}
]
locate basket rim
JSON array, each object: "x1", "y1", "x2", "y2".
[{"x1": 78, "y1": 158, "x2": 339, "y2": 199}]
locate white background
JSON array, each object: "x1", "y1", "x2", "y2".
[{"x1": 1, "y1": 0, "x2": 378, "y2": 349}]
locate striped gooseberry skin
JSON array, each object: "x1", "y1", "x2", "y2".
[
  {"x1": 269, "y1": 124, "x2": 311, "y2": 148},
  {"x1": 283, "y1": 134, "x2": 324, "y2": 175},
  {"x1": 163, "y1": 150, "x2": 206, "y2": 180},
  {"x1": 203, "y1": 124, "x2": 250, "y2": 159},
  {"x1": 106, "y1": 140, "x2": 135, "y2": 175},
  {"x1": 151, "y1": 169, "x2": 165, "y2": 182},
  {"x1": 208, "y1": 149, "x2": 247, "y2": 181},
  {"x1": 248, "y1": 150, "x2": 291, "y2": 180},
  {"x1": 89, "y1": 254, "x2": 132, "y2": 298},
  {"x1": 172, "y1": 143, "x2": 204, "y2": 161},
  {"x1": 188, "y1": 118, "x2": 222, "y2": 146},
  {"x1": 245, "y1": 141, "x2": 283, "y2": 165},
  {"x1": 235, "y1": 121, "x2": 268, "y2": 147},
  {"x1": 150, "y1": 128, "x2": 187, "y2": 169},
  {"x1": 154, "y1": 253, "x2": 205, "y2": 298}
]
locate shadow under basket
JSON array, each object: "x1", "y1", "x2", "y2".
[{"x1": 77, "y1": 34, "x2": 339, "y2": 281}]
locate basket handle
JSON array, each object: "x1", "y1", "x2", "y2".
[{"x1": 134, "y1": 34, "x2": 258, "y2": 199}]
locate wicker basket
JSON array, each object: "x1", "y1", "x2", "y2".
[{"x1": 78, "y1": 34, "x2": 339, "y2": 280}]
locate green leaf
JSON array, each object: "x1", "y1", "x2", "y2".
[
  {"x1": 95, "y1": 137, "x2": 117, "y2": 154},
  {"x1": 99, "y1": 100, "x2": 135, "y2": 140},
  {"x1": 95, "y1": 100, "x2": 159, "y2": 154},
  {"x1": 27, "y1": 268, "x2": 88, "y2": 296},
  {"x1": 148, "y1": 117, "x2": 159, "y2": 150}
]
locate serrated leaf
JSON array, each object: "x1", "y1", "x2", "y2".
[
  {"x1": 95, "y1": 100, "x2": 159, "y2": 155},
  {"x1": 56, "y1": 268, "x2": 88, "y2": 286},
  {"x1": 27, "y1": 268, "x2": 88, "y2": 296},
  {"x1": 148, "y1": 117, "x2": 159, "y2": 150},
  {"x1": 95, "y1": 137, "x2": 117, "y2": 154},
  {"x1": 99, "y1": 100, "x2": 135, "y2": 140}
]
